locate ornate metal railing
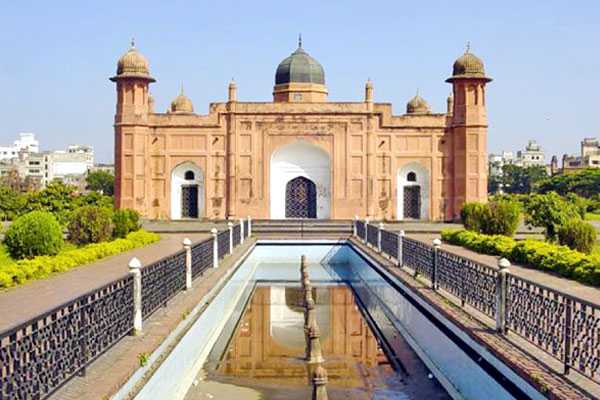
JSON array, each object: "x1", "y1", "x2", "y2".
[
  {"x1": 355, "y1": 220, "x2": 365, "y2": 239},
  {"x1": 217, "y1": 230, "x2": 230, "y2": 259},
  {"x1": 243, "y1": 219, "x2": 250, "y2": 238},
  {"x1": 402, "y1": 236, "x2": 434, "y2": 280},
  {"x1": 141, "y1": 250, "x2": 186, "y2": 319},
  {"x1": 0, "y1": 276, "x2": 134, "y2": 400},
  {"x1": 437, "y1": 249, "x2": 497, "y2": 319},
  {"x1": 366, "y1": 224, "x2": 379, "y2": 247},
  {"x1": 352, "y1": 220, "x2": 600, "y2": 383},
  {"x1": 507, "y1": 275, "x2": 600, "y2": 381},
  {"x1": 380, "y1": 229, "x2": 398, "y2": 259},
  {"x1": 191, "y1": 238, "x2": 213, "y2": 279},
  {"x1": 232, "y1": 224, "x2": 241, "y2": 247}
]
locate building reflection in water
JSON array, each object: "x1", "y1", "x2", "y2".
[{"x1": 212, "y1": 285, "x2": 394, "y2": 392}]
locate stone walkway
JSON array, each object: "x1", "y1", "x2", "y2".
[
  {"x1": 410, "y1": 233, "x2": 600, "y2": 305},
  {"x1": 0, "y1": 233, "x2": 208, "y2": 332}
]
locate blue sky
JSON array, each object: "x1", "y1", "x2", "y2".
[{"x1": 0, "y1": 1, "x2": 598, "y2": 163}]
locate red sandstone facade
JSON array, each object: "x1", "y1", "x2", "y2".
[{"x1": 111, "y1": 41, "x2": 491, "y2": 221}]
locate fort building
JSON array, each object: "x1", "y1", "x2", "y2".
[{"x1": 111, "y1": 39, "x2": 491, "y2": 221}]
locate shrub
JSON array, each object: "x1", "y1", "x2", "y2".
[
  {"x1": 68, "y1": 206, "x2": 114, "y2": 245},
  {"x1": 4, "y1": 211, "x2": 64, "y2": 259},
  {"x1": 461, "y1": 202, "x2": 488, "y2": 232},
  {"x1": 558, "y1": 219, "x2": 597, "y2": 254},
  {"x1": 0, "y1": 230, "x2": 159, "y2": 288},
  {"x1": 442, "y1": 229, "x2": 600, "y2": 286},
  {"x1": 113, "y1": 209, "x2": 140, "y2": 238},
  {"x1": 523, "y1": 192, "x2": 581, "y2": 240}
]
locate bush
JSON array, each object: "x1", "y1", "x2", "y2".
[
  {"x1": 0, "y1": 230, "x2": 159, "y2": 288},
  {"x1": 68, "y1": 206, "x2": 114, "y2": 245},
  {"x1": 461, "y1": 202, "x2": 488, "y2": 232},
  {"x1": 4, "y1": 211, "x2": 64, "y2": 259},
  {"x1": 113, "y1": 209, "x2": 140, "y2": 238},
  {"x1": 523, "y1": 192, "x2": 581, "y2": 240},
  {"x1": 460, "y1": 200, "x2": 520, "y2": 236},
  {"x1": 442, "y1": 229, "x2": 600, "y2": 286},
  {"x1": 558, "y1": 219, "x2": 597, "y2": 254}
]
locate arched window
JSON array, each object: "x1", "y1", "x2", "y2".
[
  {"x1": 184, "y1": 170, "x2": 195, "y2": 180},
  {"x1": 407, "y1": 172, "x2": 417, "y2": 182}
]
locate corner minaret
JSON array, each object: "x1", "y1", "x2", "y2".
[
  {"x1": 446, "y1": 44, "x2": 492, "y2": 219},
  {"x1": 110, "y1": 40, "x2": 155, "y2": 213},
  {"x1": 273, "y1": 36, "x2": 327, "y2": 102}
]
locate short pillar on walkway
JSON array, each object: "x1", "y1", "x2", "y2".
[
  {"x1": 364, "y1": 218, "x2": 370, "y2": 243},
  {"x1": 496, "y1": 258, "x2": 511, "y2": 333},
  {"x1": 432, "y1": 238, "x2": 441, "y2": 290},
  {"x1": 397, "y1": 230, "x2": 405, "y2": 267},
  {"x1": 247, "y1": 216, "x2": 252, "y2": 237},
  {"x1": 353, "y1": 215, "x2": 358, "y2": 237},
  {"x1": 211, "y1": 228, "x2": 219, "y2": 268},
  {"x1": 228, "y1": 221, "x2": 234, "y2": 254},
  {"x1": 129, "y1": 257, "x2": 143, "y2": 335},
  {"x1": 183, "y1": 238, "x2": 192, "y2": 290},
  {"x1": 240, "y1": 218, "x2": 245, "y2": 244},
  {"x1": 304, "y1": 296, "x2": 316, "y2": 360},
  {"x1": 312, "y1": 365, "x2": 329, "y2": 400},
  {"x1": 377, "y1": 222, "x2": 384, "y2": 253}
]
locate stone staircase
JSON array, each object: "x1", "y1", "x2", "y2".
[{"x1": 251, "y1": 219, "x2": 353, "y2": 239}]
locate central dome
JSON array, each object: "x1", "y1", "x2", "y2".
[{"x1": 275, "y1": 41, "x2": 325, "y2": 85}]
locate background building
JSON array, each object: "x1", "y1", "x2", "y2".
[
  {"x1": 489, "y1": 140, "x2": 546, "y2": 178},
  {"x1": 0, "y1": 133, "x2": 39, "y2": 161},
  {"x1": 113, "y1": 41, "x2": 491, "y2": 221},
  {"x1": 559, "y1": 138, "x2": 600, "y2": 173}
]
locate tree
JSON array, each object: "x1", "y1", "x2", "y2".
[
  {"x1": 500, "y1": 164, "x2": 548, "y2": 194},
  {"x1": 523, "y1": 192, "x2": 581, "y2": 240},
  {"x1": 0, "y1": 186, "x2": 26, "y2": 221},
  {"x1": 537, "y1": 168, "x2": 600, "y2": 198},
  {"x1": 24, "y1": 181, "x2": 78, "y2": 225},
  {"x1": 85, "y1": 170, "x2": 114, "y2": 196}
]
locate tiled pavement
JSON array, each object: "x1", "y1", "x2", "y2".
[{"x1": 0, "y1": 233, "x2": 208, "y2": 332}]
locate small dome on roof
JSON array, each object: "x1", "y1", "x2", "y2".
[
  {"x1": 406, "y1": 93, "x2": 431, "y2": 115},
  {"x1": 447, "y1": 44, "x2": 491, "y2": 82},
  {"x1": 275, "y1": 36, "x2": 325, "y2": 85},
  {"x1": 115, "y1": 40, "x2": 151, "y2": 78},
  {"x1": 169, "y1": 86, "x2": 194, "y2": 113}
]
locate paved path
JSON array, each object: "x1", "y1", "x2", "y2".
[
  {"x1": 0, "y1": 233, "x2": 208, "y2": 332},
  {"x1": 411, "y1": 233, "x2": 600, "y2": 305}
]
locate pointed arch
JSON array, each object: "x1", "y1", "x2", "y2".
[{"x1": 170, "y1": 161, "x2": 205, "y2": 219}]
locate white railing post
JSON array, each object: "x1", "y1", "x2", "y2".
[
  {"x1": 397, "y1": 230, "x2": 405, "y2": 267},
  {"x1": 353, "y1": 215, "x2": 358, "y2": 237},
  {"x1": 228, "y1": 222, "x2": 234, "y2": 254},
  {"x1": 129, "y1": 257, "x2": 142, "y2": 335},
  {"x1": 211, "y1": 228, "x2": 219, "y2": 268},
  {"x1": 432, "y1": 238, "x2": 441, "y2": 290},
  {"x1": 239, "y1": 218, "x2": 245, "y2": 244},
  {"x1": 248, "y1": 216, "x2": 252, "y2": 237},
  {"x1": 364, "y1": 218, "x2": 370, "y2": 244},
  {"x1": 377, "y1": 222, "x2": 384, "y2": 253},
  {"x1": 496, "y1": 258, "x2": 511, "y2": 333},
  {"x1": 183, "y1": 238, "x2": 192, "y2": 290}
]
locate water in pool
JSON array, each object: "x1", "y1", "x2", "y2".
[{"x1": 183, "y1": 243, "x2": 449, "y2": 400}]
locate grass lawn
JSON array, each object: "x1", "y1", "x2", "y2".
[{"x1": 586, "y1": 212, "x2": 600, "y2": 221}]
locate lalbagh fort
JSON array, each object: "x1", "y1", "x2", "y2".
[{"x1": 111, "y1": 38, "x2": 491, "y2": 221}]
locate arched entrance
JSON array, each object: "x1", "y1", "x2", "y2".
[
  {"x1": 270, "y1": 141, "x2": 330, "y2": 219},
  {"x1": 285, "y1": 176, "x2": 317, "y2": 218},
  {"x1": 397, "y1": 162, "x2": 429, "y2": 220},
  {"x1": 171, "y1": 162, "x2": 204, "y2": 219}
]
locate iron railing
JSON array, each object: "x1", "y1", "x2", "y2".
[
  {"x1": 217, "y1": 230, "x2": 230, "y2": 259},
  {"x1": 0, "y1": 221, "x2": 248, "y2": 400},
  {"x1": 366, "y1": 224, "x2": 379, "y2": 248},
  {"x1": 243, "y1": 219, "x2": 250, "y2": 238},
  {"x1": 352, "y1": 220, "x2": 600, "y2": 382},
  {"x1": 0, "y1": 276, "x2": 134, "y2": 400},
  {"x1": 232, "y1": 224, "x2": 241, "y2": 248},
  {"x1": 191, "y1": 238, "x2": 213, "y2": 279}
]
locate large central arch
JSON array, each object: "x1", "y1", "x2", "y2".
[{"x1": 270, "y1": 141, "x2": 331, "y2": 219}]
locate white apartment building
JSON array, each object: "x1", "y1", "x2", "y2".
[
  {"x1": 0, "y1": 133, "x2": 39, "y2": 160},
  {"x1": 489, "y1": 140, "x2": 546, "y2": 177}
]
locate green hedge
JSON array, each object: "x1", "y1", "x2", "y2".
[
  {"x1": 0, "y1": 230, "x2": 159, "y2": 289},
  {"x1": 441, "y1": 229, "x2": 600, "y2": 286}
]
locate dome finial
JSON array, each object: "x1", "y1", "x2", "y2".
[
  {"x1": 180, "y1": 82, "x2": 184, "y2": 95},
  {"x1": 465, "y1": 41, "x2": 470, "y2": 53},
  {"x1": 130, "y1": 37, "x2": 136, "y2": 49},
  {"x1": 298, "y1": 33, "x2": 302, "y2": 48}
]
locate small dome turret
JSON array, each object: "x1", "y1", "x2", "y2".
[
  {"x1": 275, "y1": 36, "x2": 325, "y2": 85},
  {"x1": 406, "y1": 92, "x2": 431, "y2": 115},
  {"x1": 447, "y1": 44, "x2": 491, "y2": 82},
  {"x1": 113, "y1": 40, "x2": 154, "y2": 80},
  {"x1": 169, "y1": 86, "x2": 194, "y2": 114}
]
